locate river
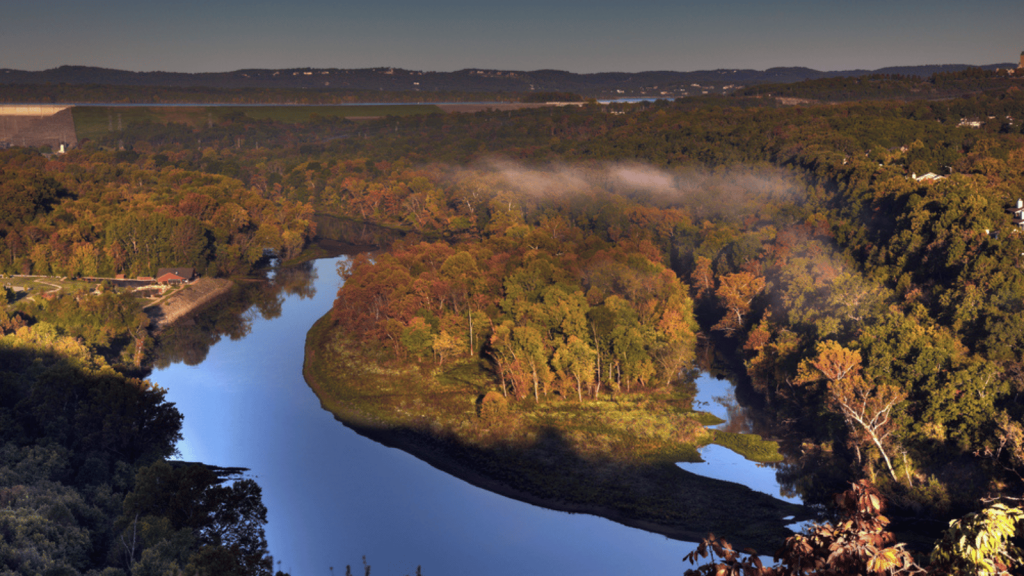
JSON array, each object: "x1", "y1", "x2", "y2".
[{"x1": 152, "y1": 255, "x2": 800, "y2": 576}]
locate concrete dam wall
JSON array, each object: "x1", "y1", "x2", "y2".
[
  {"x1": 0, "y1": 105, "x2": 77, "y2": 148},
  {"x1": 0, "y1": 104, "x2": 72, "y2": 116}
]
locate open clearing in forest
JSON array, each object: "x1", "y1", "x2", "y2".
[
  {"x1": 5, "y1": 275, "x2": 97, "y2": 295},
  {"x1": 71, "y1": 107, "x2": 190, "y2": 141},
  {"x1": 66, "y1": 103, "x2": 583, "y2": 141}
]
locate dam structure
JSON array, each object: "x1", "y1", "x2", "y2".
[{"x1": 0, "y1": 104, "x2": 77, "y2": 149}]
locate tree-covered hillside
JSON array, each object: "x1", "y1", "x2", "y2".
[{"x1": 6, "y1": 69, "x2": 1024, "y2": 569}]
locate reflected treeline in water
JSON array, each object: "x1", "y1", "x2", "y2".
[
  {"x1": 273, "y1": 258, "x2": 320, "y2": 300},
  {"x1": 772, "y1": 441, "x2": 854, "y2": 511},
  {"x1": 152, "y1": 260, "x2": 319, "y2": 368},
  {"x1": 152, "y1": 212, "x2": 389, "y2": 371},
  {"x1": 314, "y1": 213, "x2": 404, "y2": 248},
  {"x1": 695, "y1": 338, "x2": 852, "y2": 511}
]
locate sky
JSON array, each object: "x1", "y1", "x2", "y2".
[{"x1": 2, "y1": 0, "x2": 1022, "y2": 74}]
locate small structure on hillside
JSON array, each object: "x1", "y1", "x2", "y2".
[
  {"x1": 156, "y1": 267, "x2": 195, "y2": 285},
  {"x1": 912, "y1": 172, "x2": 945, "y2": 182},
  {"x1": 1009, "y1": 199, "x2": 1024, "y2": 230}
]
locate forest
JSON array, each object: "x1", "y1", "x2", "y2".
[
  {"x1": 5, "y1": 65, "x2": 1024, "y2": 573},
  {"x1": 0, "y1": 312, "x2": 283, "y2": 575},
  {"x1": 737, "y1": 66, "x2": 1024, "y2": 102}
]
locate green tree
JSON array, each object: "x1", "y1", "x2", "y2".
[
  {"x1": 513, "y1": 325, "x2": 551, "y2": 402},
  {"x1": 122, "y1": 462, "x2": 273, "y2": 576},
  {"x1": 552, "y1": 335, "x2": 597, "y2": 401},
  {"x1": 930, "y1": 502, "x2": 1024, "y2": 576}
]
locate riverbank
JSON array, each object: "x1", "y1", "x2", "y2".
[
  {"x1": 146, "y1": 277, "x2": 234, "y2": 330},
  {"x1": 302, "y1": 313, "x2": 811, "y2": 551}
]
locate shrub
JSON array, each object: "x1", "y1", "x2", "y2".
[{"x1": 479, "y1": 391, "x2": 508, "y2": 421}]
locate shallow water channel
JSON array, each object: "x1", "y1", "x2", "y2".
[
  {"x1": 152, "y1": 255, "x2": 799, "y2": 576},
  {"x1": 681, "y1": 375, "x2": 803, "y2": 506}
]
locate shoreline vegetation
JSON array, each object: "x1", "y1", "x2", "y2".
[{"x1": 303, "y1": 312, "x2": 811, "y2": 551}]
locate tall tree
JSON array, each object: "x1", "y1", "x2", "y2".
[
  {"x1": 552, "y1": 335, "x2": 597, "y2": 401},
  {"x1": 798, "y1": 341, "x2": 905, "y2": 483}
]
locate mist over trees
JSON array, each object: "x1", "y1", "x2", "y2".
[{"x1": 5, "y1": 65, "x2": 1024, "y2": 571}]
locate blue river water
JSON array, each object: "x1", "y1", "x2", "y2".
[
  {"x1": 681, "y1": 375, "x2": 803, "y2": 506},
  {"x1": 152, "y1": 255, "x2": 795, "y2": 576}
]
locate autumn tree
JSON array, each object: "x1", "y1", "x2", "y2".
[
  {"x1": 797, "y1": 340, "x2": 905, "y2": 483},
  {"x1": 712, "y1": 271, "x2": 766, "y2": 336},
  {"x1": 684, "y1": 481, "x2": 922, "y2": 576}
]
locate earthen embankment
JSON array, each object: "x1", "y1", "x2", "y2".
[{"x1": 147, "y1": 278, "x2": 234, "y2": 330}]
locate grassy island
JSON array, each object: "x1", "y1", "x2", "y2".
[{"x1": 304, "y1": 311, "x2": 808, "y2": 551}]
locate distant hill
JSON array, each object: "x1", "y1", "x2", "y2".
[{"x1": 0, "y1": 64, "x2": 1015, "y2": 99}]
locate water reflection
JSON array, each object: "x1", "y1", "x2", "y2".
[
  {"x1": 152, "y1": 255, "x2": 712, "y2": 576},
  {"x1": 313, "y1": 214, "x2": 402, "y2": 248},
  {"x1": 152, "y1": 260, "x2": 318, "y2": 368},
  {"x1": 701, "y1": 338, "x2": 866, "y2": 508},
  {"x1": 679, "y1": 374, "x2": 803, "y2": 505},
  {"x1": 273, "y1": 260, "x2": 319, "y2": 300}
]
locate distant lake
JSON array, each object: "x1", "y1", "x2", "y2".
[{"x1": 152, "y1": 255, "x2": 798, "y2": 576}]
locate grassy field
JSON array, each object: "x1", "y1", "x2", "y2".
[
  {"x1": 5, "y1": 275, "x2": 99, "y2": 295},
  {"x1": 71, "y1": 107, "x2": 207, "y2": 142},
  {"x1": 70, "y1": 104, "x2": 443, "y2": 141},
  {"x1": 3, "y1": 274, "x2": 172, "y2": 311},
  {"x1": 712, "y1": 430, "x2": 784, "y2": 463},
  {"x1": 302, "y1": 313, "x2": 809, "y2": 551}
]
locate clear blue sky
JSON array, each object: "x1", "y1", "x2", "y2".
[{"x1": 2, "y1": 0, "x2": 1022, "y2": 73}]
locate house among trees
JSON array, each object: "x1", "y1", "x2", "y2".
[
  {"x1": 912, "y1": 172, "x2": 945, "y2": 182},
  {"x1": 155, "y1": 267, "x2": 195, "y2": 285},
  {"x1": 1009, "y1": 199, "x2": 1024, "y2": 229}
]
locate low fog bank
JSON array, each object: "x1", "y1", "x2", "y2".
[{"x1": 444, "y1": 158, "x2": 808, "y2": 219}]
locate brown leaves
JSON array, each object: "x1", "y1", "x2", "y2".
[
  {"x1": 777, "y1": 481, "x2": 921, "y2": 575},
  {"x1": 691, "y1": 256, "x2": 716, "y2": 299},
  {"x1": 685, "y1": 482, "x2": 928, "y2": 576},
  {"x1": 683, "y1": 533, "x2": 773, "y2": 576},
  {"x1": 794, "y1": 339, "x2": 861, "y2": 386},
  {"x1": 711, "y1": 271, "x2": 767, "y2": 336}
]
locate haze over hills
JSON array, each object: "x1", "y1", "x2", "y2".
[{"x1": 0, "y1": 63, "x2": 1014, "y2": 98}]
